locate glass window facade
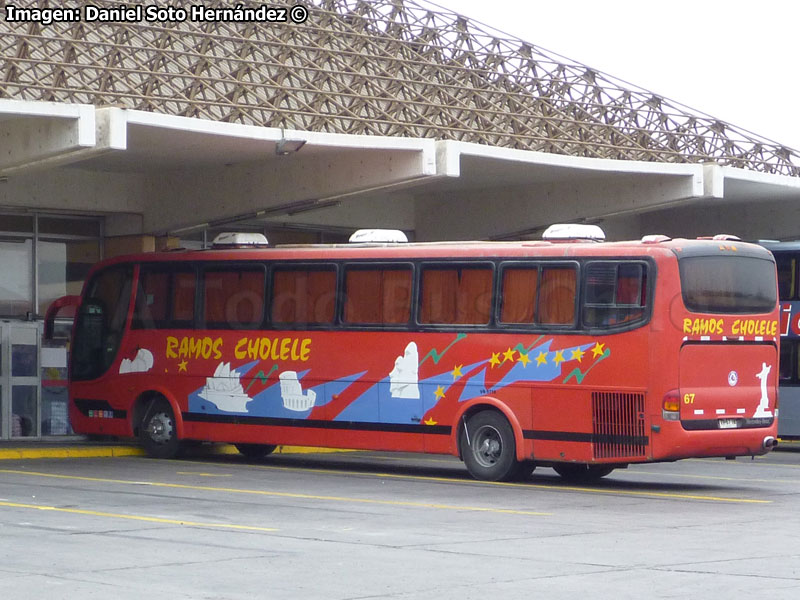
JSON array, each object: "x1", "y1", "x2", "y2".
[
  {"x1": 0, "y1": 214, "x2": 102, "y2": 439},
  {"x1": 0, "y1": 239, "x2": 33, "y2": 317},
  {"x1": 38, "y1": 239, "x2": 100, "y2": 316},
  {"x1": 0, "y1": 214, "x2": 102, "y2": 319}
]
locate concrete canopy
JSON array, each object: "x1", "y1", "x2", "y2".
[{"x1": 2, "y1": 99, "x2": 800, "y2": 241}]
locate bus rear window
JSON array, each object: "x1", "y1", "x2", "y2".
[{"x1": 679, "y1": 256, "x2": 776, "y2": 314}]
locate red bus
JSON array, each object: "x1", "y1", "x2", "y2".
[{"x1": 47, "y1": 226, "x2": 780, "y2": 482}]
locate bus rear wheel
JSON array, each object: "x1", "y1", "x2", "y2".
[
  {"x1": 461, "y1": 410, "x2": 520, "y2": 482},
  {"x1": 140, "y1": 399, "x2": 180, "y2": 459},
  {"x1": 553, "y1": 464, "x2": 615, "y2": 483},
  {"x1": 234, "y1": 443, "x2": 277, "y2": 459}
]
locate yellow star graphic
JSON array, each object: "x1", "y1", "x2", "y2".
[
  {"x1": 489, "y1": 352, "x2": 502, "y2": 368},
  {"x1": 424, "y1": 417, "x2": 438, "y2": 426},
  {"x1": 570, "y1": 348, "x2": 585, "y2": 363},
  {"x1": 518, "y1": 352, "x2": 530, "y2": 367},
  {"x1": 591, "y1": 342, "x2": 605, "y2": 358},
  {"x1": 553, "y1": 350, "x2": 565, "y2": 365},
  {"x1": 178, "y1": 360, "x2": 188, "y2": 372},
  {"x1": 434, "y1": 385, "x2": 446, "y2": 400},
  {"x1": 451, "y1": 364, "x2": 463, "y2": 380},
  {"x1": 536, "y1": 351, "x2": 548, "y2": 366},
  {"x1": 503, "y1": 347, "x2": 516, "y2": 362}
]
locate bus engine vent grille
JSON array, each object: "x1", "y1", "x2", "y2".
[{"x1": 591, "y1": 392, "x2": 648, "y2": 459}]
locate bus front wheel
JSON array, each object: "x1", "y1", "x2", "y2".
[
  {"x1": 140, "y1": 399, "x2": 180, "y2": 459},
  {"x1": 461, "y1": 410, "x2": 520, "y2": 482}
]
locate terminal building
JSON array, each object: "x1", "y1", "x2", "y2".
[{"x1": 1, "y1": 0, "x2": 799, "y2": 440}]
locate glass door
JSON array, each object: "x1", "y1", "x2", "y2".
[{"x1": 0, "y1": 321, "x2": 41, "y2": 439}]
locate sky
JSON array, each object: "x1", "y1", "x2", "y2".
[{"x1": 425, "y1": 0, "x2": 800, "y2": 151}]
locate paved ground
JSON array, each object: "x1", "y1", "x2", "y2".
[{"x1": 1, "y1": 445, "x2": 799, "y2": 599}]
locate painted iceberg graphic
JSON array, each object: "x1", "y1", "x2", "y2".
[
  {"x1": 389, "y1": 341, "x2": 420, "y2": 399},
  {"x1": 119, "y1": 348, "x2": 154, "y2": 374},
  {"x1": 279, "y1": 371, "x2": 317, "y2": 411},
  {"x1": 198, "y1": 362, "x2": 251, "y2": 413}
]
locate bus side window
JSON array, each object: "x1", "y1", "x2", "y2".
[
  {"x1": 271, "y1": 267, "x2": 337, "y2": 325},
  {"x1": 780, "y1": 341, "x2": 795, "y2": 382},
  {"x1": 583, "y1": 262, "x2": 646, "y2": 328},
  {"x1": 776, "y1": 256, "x2": 795, "y2": 301},
  {"x1": 94, "y1": 267, "x2": 132, "y2": 334},
  {"x1": 204, "y1": 268, "x2": 265, "y2": 329},
  {"x1": 419, "y1": 265, "x2": 492, "y2": 325},
  {"x1": 499, "y1": 266, "x2": 537, "y2": 324},
  {"x1": 344, "y1": 266, "x2": 412, "y2": 325},
  {"x1": 173, "y1": 271, "x2": 196, "y2": 322},
  {"x1": 538, "y1": 266, "x2": 576, "y2": 325},
  {"x1": 134, "y1": 271, "x2": 169, "y2": 328},
  {"x1": 134, "y1": 269, "x2": 196, "y2": 329}
]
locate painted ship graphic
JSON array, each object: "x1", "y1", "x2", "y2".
[{"x1": 198, "y1": 362, "x2": 251, "y2": 413}]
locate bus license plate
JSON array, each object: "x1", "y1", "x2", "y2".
[{"x1": 718, "y1": 418, "x2": 739, "y2": 429}]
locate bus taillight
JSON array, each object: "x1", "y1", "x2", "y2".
[{"x1": 662, "y1": 389, "x2": 680, "y2": 421}]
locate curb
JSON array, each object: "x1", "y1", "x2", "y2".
[
  {"x1": 0, "y1": 446, "x2": 145, "y2": 460},
  {"x1": 0, "y1": 444, "x2": 351, "y2": 460}
]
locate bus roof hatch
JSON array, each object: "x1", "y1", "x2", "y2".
[
  {"x1": 349, "y1": 229, "x2": 409, "y2": 243},
  {"x1": 542, "y1": 223, "x2": 606, "y2": 242},
  {"x1": 211, "y1": 232, "x2": 269, "y2": 248}
]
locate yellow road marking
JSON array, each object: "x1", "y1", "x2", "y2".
[
  {"x1": 0, "y1": 500, "x2": 277, "y2": 532},
  {"x1": 274, "y1": 466, "x2": 772, "y2": 504},
  {"x1": 620, "y1": 469, "x2": 800, "y2": 484},
  {"x1": 197, "y1": 461, "x2": 772, "y2": 504},
  {"x1": 692, "y1": 457, "x2": 800, "y2": 470},
  {"x1": 176, "y1": 471, "x2": 232, "y2": 477},
  {"x1": 4, "y1": 461, "x2": 765, "y2": 505},
  {"x1": 0, "y1": 469, "x2": 551, "y2": 516}
]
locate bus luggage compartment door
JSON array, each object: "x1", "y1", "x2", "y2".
[{"x1": 679, "y1": 343, "x2": 777, "y2": 430}]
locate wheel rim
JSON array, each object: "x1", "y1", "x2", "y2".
[
  {"x1": 472, "y1": 425, "x2": 503, "y2": 468},
  {"x1": 146, "y1": 412, "x2": 174, "y2": 445}
]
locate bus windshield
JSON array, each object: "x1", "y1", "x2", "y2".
[
  {"x1": 71, "y1": 266, "x2": 133, "y2": 381},
  {"x1": 679, "y1": 255, "x2": 776, "y2": 314}
]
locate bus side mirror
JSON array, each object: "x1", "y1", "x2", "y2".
[{"x1": 43, "y1": 295, "x2": 81, "y2": 340}]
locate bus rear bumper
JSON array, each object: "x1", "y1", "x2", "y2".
[{"x1": 650, "y1": 421, "x2": 778, "y2": 461}]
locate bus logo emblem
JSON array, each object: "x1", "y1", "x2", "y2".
[{"x1": 728, "y1": 371, "x2": 738, "y2": 386}]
